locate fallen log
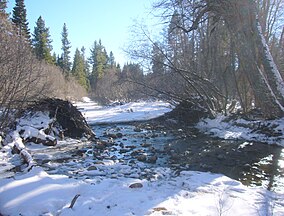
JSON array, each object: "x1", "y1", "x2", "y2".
[{"x1": 12, "y1": 136, "x2": 36, "y2": 170}]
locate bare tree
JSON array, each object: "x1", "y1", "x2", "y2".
[
  {"x1": 206, "y1": 0, "x2": 284, "y2": 117},
  {"x1": 128, "y1": 0, "x2": 284, "y2": 118}
]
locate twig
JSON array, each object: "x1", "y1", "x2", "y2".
[{"x1": 69, "y1": 194, "x2": 80, "y2": 209}]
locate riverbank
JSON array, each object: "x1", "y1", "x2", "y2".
[{"x1": 0, "y1": 98, "x2": 283, "y2": 215}]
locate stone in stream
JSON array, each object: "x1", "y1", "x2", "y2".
[
  {"x1": 130, "y1": 150, "x2": 144, "y2": 156},
  {"x1": 147, "y1": 155, "x2": 158, "y2": 164},
  {"x1": 119, "y1": 148, "x2": 130, "y2": 154},
  {"x1": 105, "y1": 133, "x2": 123, "y2": 139},
  {"x1": 169, "y1": 152, "x2": 179, "y2": 161},
  {"x1": 116, "y1": 133, "x2": 123, "y2": 138},
  {"x1": 94, "y1": 142, "x2": 106, "y2": 150},
  {"x1": 137, "y1": 154, "x2": 147, "y2": 162},
  {"x1": 141, "y1": 143, "x2": 151, "y2": 148},
  {"x1": 217, "y1": 154, "x2": 226, "y2": 160},
  {"x1": 149, "y1": 147, "x2": 157, "y2": 153},
  {"x1": 87, "y1": 166, "x2": 97, "y2": 171},
  {"x1": 125, "y1": 145, "x2": 137, "y2": 149},
  {"x1": 134, "y1": 127, "x2": 142, "y2": 132}
]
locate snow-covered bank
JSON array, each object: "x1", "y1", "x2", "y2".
[
  {"x1": 1, "y1": 166, "x2": 283, "y2": 216},
  {"x1": 74, "y1": 100, "x2": 173, "y2": 124},
  {"x1": 197, "y1": 114, "x2": 284, "y2": 146}
]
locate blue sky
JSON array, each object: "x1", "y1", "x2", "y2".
[{"x1": 7, "y1": 0, "x2": 155, "y2": 65}]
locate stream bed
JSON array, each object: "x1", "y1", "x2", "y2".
[{"x1": 29, "y1": 121, "x2": 284, "y2": 193}]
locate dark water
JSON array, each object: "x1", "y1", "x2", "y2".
[{"x1": 92, "y1": 122, "x2": 284, "y2": 193}]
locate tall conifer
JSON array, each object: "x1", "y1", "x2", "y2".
[
  {"x1": 108, "y1": 51, "x2": 115, "y2": 68},
  {"x1": 72, "y1": 48, "x2": 89, "y2": 90},
  {"x1": 61, "y1": 23, "x2": 71, "y2": 75},
  {"x1": 88, "y1": 40, "x2": 108, "y2": 89},
  {"x1": 12, "y1": 0, "x2": 30, "y2": 39},
  {"x1": 32, "y1": 16, "x2": 53, "y2": 63}
]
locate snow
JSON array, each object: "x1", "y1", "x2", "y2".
[
  {"x1": 16, "y1": 111, "x2": 56, "y2": 141},
  {"x1": 197, "y1": 114, "x2": 284, "y2": 146},
  {"x1": 1, "y1": 166, "x2": 283, "y2": 216},
  {"x1": 0, "y1": 98, "x2": 283, "y2": 215},
  {"x1": 74, "y1": 100, "x2": 173, "y2": 124}
]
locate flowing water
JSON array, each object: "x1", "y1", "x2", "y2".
[
  {"x1": 92, "y1": 122, "x2": 284, "y2": 193},
  {"x1": 27, "y1": 121, "x2": 284, "y2": 193}
]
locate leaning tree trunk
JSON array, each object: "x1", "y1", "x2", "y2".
[
  {"x1": 256, "y1": 23, "x2": 284, "y2": 107},
  {"x1": 207, "y1": 0, "x2": 284, "y2": 118}
]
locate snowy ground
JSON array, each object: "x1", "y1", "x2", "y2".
[
  {"x1": 0, "y1": 98, "x2": 284, "y2": 215},
  {"x1": 74, "y1": 99, "x2": 173, "y2": 124},
  {"x1": 197, "y1": 114, "x2": 284, "y2": 147}
]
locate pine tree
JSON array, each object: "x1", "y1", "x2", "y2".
[
  {"x1": 81, "y1": 46, "x2": 90, "y2": 86},
  {"x1": 56, "y1": 54, "x2": 64, "y2": 68},
  {"x1": 116, "y1": 63, "x2": 121, "y2": 71},
  {"x1": 97, "y1": 44, "x2": 108, "y2": 78},
  {"x1": 89, "y1": 41, "x2": 98, "y2": 88},
  {"x1": 61, "y1": 23, "x2": 71, "y2": 75},
  {"x1": 12, "y1": 0, "x2": 30, "y2": 39},
  {"x1": 32, "y1": 16, "x2": 53, "y2": 63},
  {"x1": 108, "y1": 51, "x2": 115, "y2": 68},
  {"x1": 72, "y1": 48, "x2": 89, "y2": 90},
  {"x1": 52, "y1": 52, "x2": 57, "y2": 64},
  {"x1": 88, "y1": 39, "x2": 108, "y2": 89}
]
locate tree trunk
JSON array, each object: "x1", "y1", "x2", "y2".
[
  {"x1": 256, "y1": 23, "x2": 284, "y2": 107},
  {"x1": 208, "y1": 0, "x2": 284, "y2": 118}
]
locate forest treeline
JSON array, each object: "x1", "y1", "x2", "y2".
[
  {"x1": 0, "y1": 0, "x2": 145, "y2": 129},
  {"x1": 1, "y1": 0, "x2": 284, "y2": 131}
]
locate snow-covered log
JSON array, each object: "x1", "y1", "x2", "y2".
[{"x1": 12, "y1": 136, "x2": 36, "y2": 169}]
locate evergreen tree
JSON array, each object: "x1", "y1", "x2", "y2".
[
  {"x1": 56, "y1": 54, "x2": 64, "y2": 68},
  {"x1": 81, "y1": 46, "x2": 91, "y2": 88},
  {"x1": 81, "y1": 46, "x2": 90, "y2": 76},
  {"x1": 32, "y1": 16, "x2": 53, "y2": 63},
  {"x1": 52, "y1": 52, "x2": 57, "y2": 64},
  {"x1": 89, "y1": 41, "x2": 98, "y2": 88},
  {"x1": 88, "y1": 39, "x2": 108, "y2": 89},
  {"x1": 116, "y1": 63, "x2": 121, "y2": 71},
  {"x1": 108, "y1": 51, "x2": 115, "y2": 68},
  {"x1": 97, "y1": 44, "x2": 108, "y2": 78},
  {"x1": 12, "y1": 0, "x2": 30, "y2": 39},
  {"x1": 72, "y1": 48, "x2": 89, "y2": 90},
  {"x1": 61, "y1": 23, "x2": 71, "y2": 75}
]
